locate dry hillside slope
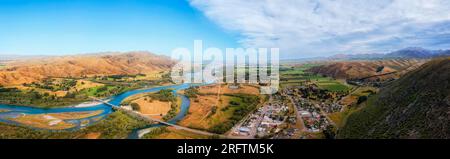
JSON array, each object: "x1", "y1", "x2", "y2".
[
  {"x1": 338, "y1": 57, "x2": 450, "y2": 139},
  {"x1": 308, "y1": 59, "x2": 426, "y2": 80},
  {"x1": 0, "y1": 52, "x2": 174, "y2": 86}
]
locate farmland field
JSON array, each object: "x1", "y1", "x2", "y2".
[{"x1": 280, "y1": 63, "x2": 351, "y2": 92}]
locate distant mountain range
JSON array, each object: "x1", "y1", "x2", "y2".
[
  {"x1": 0, "y1": 54, "x2": 52, "y2": 61},
  {"x1": 328, "y1": 47, "x2": 450, "y2": 60}
]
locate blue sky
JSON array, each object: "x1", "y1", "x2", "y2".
[
  {"x1": 191, "y1": 0, "x2": 450, "y2": 58},
  {"x1": 1, "y1": 0, "x2": 450, "y2": 58},
  {"x1": 0, "y1": 0, "x2": 238, "y2": 56}
]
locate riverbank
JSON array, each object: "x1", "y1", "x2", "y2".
[{"x1": 0, "y1": 110, "x2": 148, "y2": 139}]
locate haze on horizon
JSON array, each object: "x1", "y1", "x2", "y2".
[{"x1": 1, "y1": 0, "x2": 450, "y2": 58}]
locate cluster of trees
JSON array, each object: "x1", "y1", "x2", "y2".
[
  {"x1": 161, "y1": 73, "x2": 173, "y2": 84},
  {"x1": 148, "y1": 89, "x2": 176, "y2": 102},
  {"x1": 296, "y1": 86, "x2": 349, "y2": 102},
  {"x1": 323, "y1": 125, "x2": 337, "y2": 139},
  {"x1": 0, "y1": 88, "x2": 87, "y2": 107},
  {"x1": 141, "y1": 127, "x2": 168, "y2": 139},
  {"x1": 376, "y1": 66, "x2": 385, "y2": 73},
  {"x1": 23, "y1": 79, "x2": 77, "y2": 91},
  {"x1": 162, "y1": 102, "x2": 178, "y2": 121},
  {"x1": 355, "y1": 90, "x2": 376, "y2": 105},
  {"x1": 85, "y1": 111, "x2": 148, "y2": 139},
  {"x1": 210, "y1": 94, "x2": 260, "y2": 134},
  {"x1": 184, "y1": 87, "x2": 199, "y2": 98},
  {"x1": 229, "y1": 101, "x2": 240, "y2": 106},
  {"x1": 84, "y1": 85, "x2": 132, "y2": 98},
  {"x1": 207, "y1": 106, "x2": 218, "y2": 118},
  {"x1": 0, "y1": 87, "x2": 18, "y2": 93},
  {"x1": 96, "y1": 86, "x2": 108, "y2": 92},
  {"x1": 357, "y1": 96, "x2": 368, "y2": 104},
  {"x1": 130, "y1": 102, "x2": 140, "y2": 111},
  {"x1": 57, "y1": 79, "x2": 77, "y2": 91}
]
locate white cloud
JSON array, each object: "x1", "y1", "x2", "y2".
[{"x1": 190, "y1": 0, "x2": 450, "y2": 57}]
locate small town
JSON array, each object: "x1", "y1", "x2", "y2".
[
  {"x1": 229, "y1": 83, "x2": 346, "y2": 139},
  {"x1": 230, "y1": 96, "x2": 289, "y2": 138}
]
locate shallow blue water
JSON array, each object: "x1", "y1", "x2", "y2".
[{"x1": 0, "y1": 83, "x2": 196, "y2": 131}]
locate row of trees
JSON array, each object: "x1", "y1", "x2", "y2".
[
  {"x1": 184, "y1": 87, "x2": 199, "y2": 98},
  {"x1": 22, "y1": 79, "x2": 77, "y2": 91}
]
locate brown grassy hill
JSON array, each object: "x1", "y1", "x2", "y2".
[
  {"x1": 307, "y1": 59, "x2": 426, "y2": 80},
  {"x1": 0, "y1": 51, "x2": 174, "y2": 86},
  {"x1": 338, "y1": 57, "x2": 450, "y2": 138}
]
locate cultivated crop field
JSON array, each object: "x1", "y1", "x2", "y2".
[{"x1": 280, "y1": 63, "x2": 350, "y2": 92}]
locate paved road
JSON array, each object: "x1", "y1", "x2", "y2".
[{"x1": 286, "y1": 95, "x2": 307, "y2": 133}]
